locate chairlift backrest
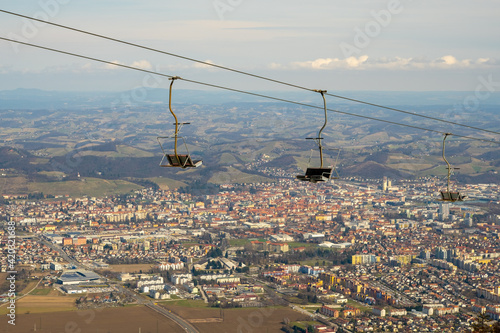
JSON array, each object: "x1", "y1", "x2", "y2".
[
  {"x1": 440, "y1": 191, "x2": 465, "y2": 202},
  {"x1": 167, "y1": 154, "x2": 202, "y2": 168}
]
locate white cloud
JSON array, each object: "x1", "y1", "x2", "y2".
[
  {"x1": 290, "y1": 56, "x2": 369, "y2": 70},
  {"x1": 440, "y1": 55, "x2": 458, "y2": 66},
  {"x1": 273, "y1": 55, "x2": 498, "y2": 71},
  {"x1": 105, "y1": 60, "x2": 124, "y2": 70},
  {"x1": 103, "y1": 60, "x2": 152, "y2": 71},
  {"x1": 192, "y1": 60, "x2": 219, "y2": 71},
  {"x1": 130, "y1": 60, "x2": 152, "y2": 70}
]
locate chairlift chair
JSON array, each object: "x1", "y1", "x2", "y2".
[
  {"x1": 157, "y1": 77, "x2": 202, "y2": 169},
  {"x1": 297, "y1": 145, "x2": 340, "y2": 183},
  {"x1": 296, "y1": 90, "x2": 339, "y2": 183},
  {"x1": 438, "y1": 133, "x2": 465, "y2": 202},
  {"x1": 157, "y1": 130, "x2": 202, "y2": 168}
]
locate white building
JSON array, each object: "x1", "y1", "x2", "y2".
[
  {"x1": 141, "y1": 284, "x2": 164, "y2": 293},
  {"x1": 164, "y1": 284, "x2": 179, "y2": 294},
  {"x1": 372, "y1": 307, "x2": 386, "y2": 317},
  {"x1": 50, "y1": 262, "x2": 62, "y2": 271},
  {"x1": 158, "y1": 262, "x2": 184, "y2": 270},
  {"x1": 119, "y1": 273, "x2": 136, "y2": 282},
  {"x1": 137, "y1": 276, "x2": 164, "y2": 288},
  {"x1": 171, "y1": 273, "x2": 192, "y2": 285},
  {"x1": 388, "y1": 308, "x2": 407, "y2": 316},
  {"x1": 269, "y1": 234, "x2": 294, "y2": 243},
  {"x1": 150, "y1": 290, "x2": 170, "y2": 300}
]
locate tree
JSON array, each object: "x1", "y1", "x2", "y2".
[
  {"x1": 472, "y1": 312, "x2": 491, "y2": 332},
  {"x1": 307, "y1": 325, "x2": 316, "y2": 333},
  {"x1": 492, "y1": 321, "x2": 500, "y2": 333}
]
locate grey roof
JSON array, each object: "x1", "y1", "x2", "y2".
[{"x1": 58, "y1": 269, "x2": 101, "y2": 283}]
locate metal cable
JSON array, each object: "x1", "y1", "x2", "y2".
[
  {"x1": 1, "y1": 36, "x2": 499, "y2": 146},
  {"x1": 2, "y1": 9, "x2": 500, "y2": 137}
]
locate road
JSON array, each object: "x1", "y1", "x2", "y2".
[
  {"x1": 199, "y1": 285, "x2": 209, "y2": 303},
  {"x1": 115, "y1": 284, "x2": 199, "y2": 333},
  {"x1": 145, "y1": 303, "x2": 199, "y2": 333},
  {"x1": 37, "y1": 235, "x2": 77, "y2": 266},
  {"x1": 40, "y1": 235, "x2": 198, "y2": 332},
  {"x1": 0, "y1": 277, "x2": 43, "y2": 307}
]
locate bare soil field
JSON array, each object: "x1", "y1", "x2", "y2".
[
  {"x1": 0, "y1": 176, "x2": 29, "y2": 195},
  {"x1": 163, "y1": 304, "x2": 310, "y2": 333},
  {"x1": 0, "y1": 273, "x2": 8, "y2": 293},
  {"x1": 0, "y1": 295, "x2": 77, "y2": 315},
  {"x1": 108, "y1": 264, "x2": 154, "y2": 273},
  {"x1": 0, "y1": 305, "x2": 186, "y2": 333}
]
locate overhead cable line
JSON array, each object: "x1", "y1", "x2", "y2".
[
  {"x1": 1, "y1": 9, "x2": 500, "y2": 137},
  {"x1": 1, "y1": 36, "x2": 499, "y2": 146}
]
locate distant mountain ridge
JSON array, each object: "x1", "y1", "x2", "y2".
[
  {"x1": 2, "y1": 88, "x2": 500, "y2": 109},
  {"x1": 1, "y1": 92, "x2": 499, "y2": 195}
]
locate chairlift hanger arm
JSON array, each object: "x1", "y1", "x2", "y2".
[
  {"x1": 442, "y1": 133, "x2": 452, "y2": 193},
  {"x1": 296, "y1": 89, "x2": 336, "y2": 183},
  {"x1": 168, "y1": 77, "x2": 181, "y2": 158},
  {"x1": 314, "y1": 90, "x2": 328, "y2": 142},
  {"x1": 315, "y1": 89, "x2": 327, "y2": 168},
  {"x1": 440, "y1": 133, "x2": 465, "y2": 201}
]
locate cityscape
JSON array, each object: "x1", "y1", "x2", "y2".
[
  {"x1": 1, "y1": 1, "x2": 500, "y2": 332},
  {"x1": 1, "y1": 171, "x2": 499, "y2": 332}
]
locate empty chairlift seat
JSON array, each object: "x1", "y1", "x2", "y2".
[
  {"x1": 164, "y1": 154, "x2": 202, "y2": 168},
  {"x1": 439, "y1": 191, "x2": 465, "y2": 202},
  {"x1": 296, "y1": 167, "x2": 333, "y2": 183},
  {"x1": 438, "y1": 133, "x2": 465, "y2": 202},
  {"x1": 157, "y1": 76, "x2": 203, "y2": 169},
  {"x1": 296, "y1": 89, "x2": 340, "y2": 184}
]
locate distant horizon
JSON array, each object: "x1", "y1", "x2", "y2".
[
  {"x1": 5, "y1": 87, "x2": 500, "y2": 93},
  {"x1": 1, "y1": 1, "x2": 499, "y2": 92},
  {"x1": 2, "y1": 87, "x2": 500, "y2": 110}
]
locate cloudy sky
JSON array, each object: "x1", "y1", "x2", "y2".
[{"x1": 1, "y1": 0, "x2": 499, "y2": 92}]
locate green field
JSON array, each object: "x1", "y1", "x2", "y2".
[
  {"x1": 78, "y1": 145, "x2": 155, "y2": 158},
  {"x1": 28, "y1": 178, "x2": 142, "y2": 197},
  {"x1": 147, "y1": 176, "x2": 187, "y2": 189},
  {"x1": 288, "y1": 242, "x2": 318, "y2": 249},
  {"x1": 161, "y1": 299, "x2": 207, "y2": 308},
  {"x1": 304, "y1": 306, "x2": 321, "y2": 313},
  {"x1": 30, "y1": 288, "x2": 51, "y2": 296},
  {"x1": 290, "y1": 321, "x2": 323, "y2": 330},
  {"x1": 228, "y1": 239, "x2": 251, "y2": 247},
  {"x1": 219, "y1": 153, "x2": 239, "y2": 165},
  {"x1": 347, "y1": 300, "x2": 372, "y2": 312},
  {"x1": 208, "y1": 166, "x2": 272, "y2": 184}
]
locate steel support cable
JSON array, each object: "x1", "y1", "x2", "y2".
[
  {"x1": 0, "y1": 9, "x2": 311, "y2": 91},
  {"x1": 1, "y1": 36, "x2": 499, "y2": 146},
  {"x1": 1, "y1": 9, "x2": 500, "y2": 137}
]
